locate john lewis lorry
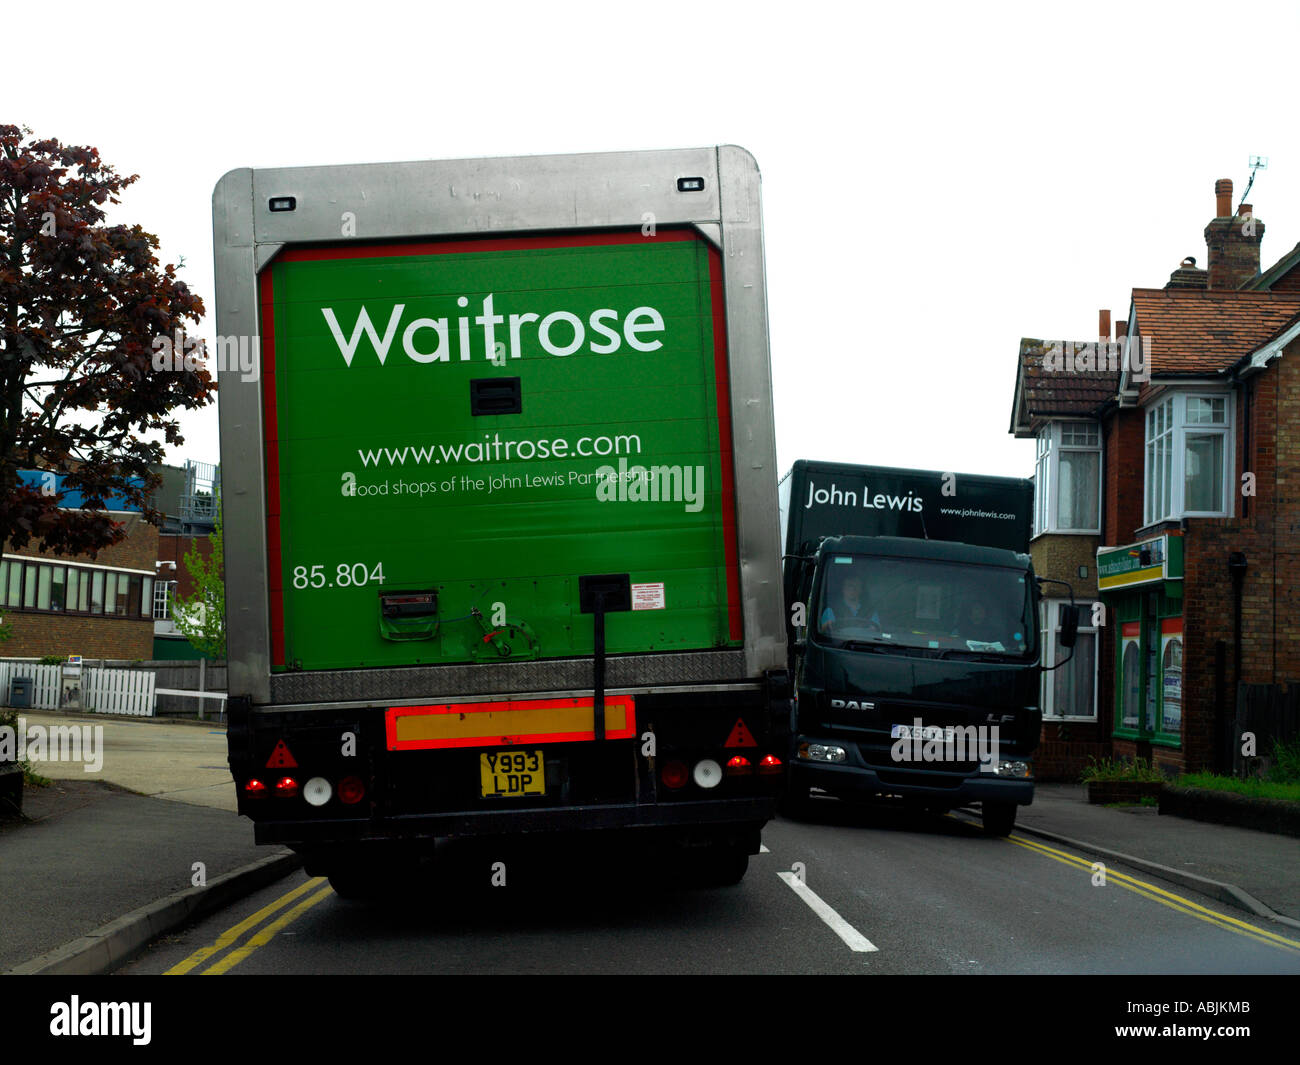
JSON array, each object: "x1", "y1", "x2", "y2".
[
  {"x1": 212, "y1": 147, "x2": 789, "y2": 892},
  {"x1": 779, "y1": 460, "x2": 1074, "y2": 835}
]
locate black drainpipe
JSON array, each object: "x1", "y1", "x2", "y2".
[{"x1": 1227, "y1": 552, "x2": 1248, "y2": 770}]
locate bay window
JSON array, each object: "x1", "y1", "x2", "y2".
[{"x1": 1144, "y1": 392, "x2": 1232, "y2": 524}]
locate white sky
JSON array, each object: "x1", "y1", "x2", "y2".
[{"x1": 12, "y1": 0, "x2": 1300, "y2": 480}]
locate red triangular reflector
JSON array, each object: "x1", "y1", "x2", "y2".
[
  {"x1": 724, "y1": 719, "x2": 757, "y2": 748},
  {"x1": 265, "y1": 739, "x2": 298, "y2": 768}
]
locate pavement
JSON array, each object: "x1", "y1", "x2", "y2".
[{"x1": 1, "y1": 709, "x2": 1298, "y2": 974}]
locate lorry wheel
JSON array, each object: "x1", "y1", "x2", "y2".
[
  {"x1": 981, "y1": 802, "x2": 1017, "y2": 837},
  {"x1": 694, "y1": 847, "x2": 749, "y2": 887},
  {"x1": 327, "y1": 871, "x2": 383, "y2": 901}
]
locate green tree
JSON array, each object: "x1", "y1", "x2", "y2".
[{"x1": 171, "y1": 489, "x2": 225, "y2": 658}]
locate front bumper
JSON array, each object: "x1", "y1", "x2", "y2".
[{"x1": 791, "y1": 740, "x2": 1034, "y2": 806}]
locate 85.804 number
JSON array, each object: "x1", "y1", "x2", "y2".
[{"x1": 291, "y1": 562, "x2": 386, "y2": 589}]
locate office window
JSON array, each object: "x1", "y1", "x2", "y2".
[{"x1": 0, "y1": 559, "x2": 152, "y2": 618}]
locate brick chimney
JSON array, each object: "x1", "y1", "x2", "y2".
[
  {"x1": 1166, "y1": 255, "x2": 1207, "y2": 289},
  {"x1": 1204, "y1": 177, "x2": 1264, "y2": 290}
]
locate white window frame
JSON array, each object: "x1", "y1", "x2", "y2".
[
  {"x1": 153, "y1": 579, "x2": 174, "y2": 621},
  {"x1": 1034, "y1": 429, "x2": 1051, "y2": 537},
  {"x1": 1032, "y1": 421, "x2": 1101, "y2": 536},
  {"x1": 1143, "y1": 390, "x2": 1234, "y2": 525},
  {"x1": 1040, "y1": 599, "x2": 1098, "y2": 720}
]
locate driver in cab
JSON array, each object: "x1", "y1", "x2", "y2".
[{"x1": 818, "y1": 574, "x2": 881, "y2": 634}]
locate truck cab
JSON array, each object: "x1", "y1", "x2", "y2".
[{"x1": 789, "y1": 533, "x2": 1051, "y2": 835}]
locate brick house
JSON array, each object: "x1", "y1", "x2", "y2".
[
  {"x1": 1009, "y1": 323, "x2": 1120, "y2": 779},
  {"x1": 1012, "y1": 178, "x2": 1300, "y2": 779}
]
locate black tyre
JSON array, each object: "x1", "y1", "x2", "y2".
[
  {"x1": 327, "y1": 870, "x2": 384, "y2": 900},
  {"x1": 693, "y1": 846, "x2": 749, "y2": 887},
  {"x1": 981, "y1": 801, "x2": 1017, "y2": 837}
]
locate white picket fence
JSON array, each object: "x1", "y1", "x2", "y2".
[
  {"x1": 0, "y1": 661, "x2": 156, "y2": 717},
  {"x1": 0, "y1": 662, "x2": 61, "y2": 708},
  {"x1": 84, "y1": 668, "x2": 156, "y2": 717}
]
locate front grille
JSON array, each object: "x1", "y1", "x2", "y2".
[{"x1": 875, "y1": 768, "x2": 967, "y2": 790}]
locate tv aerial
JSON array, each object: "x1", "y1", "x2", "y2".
[{"x1": 1240, "y1": 155, "x2": 1268, "y2": 207}]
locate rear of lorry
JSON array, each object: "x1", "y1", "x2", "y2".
[
  {"x1": 212, "y1": 147, "x2": 789, "y2": 888},
  {"x1": 778, "y1": 462, "x2": 1042, "y2": 835}
]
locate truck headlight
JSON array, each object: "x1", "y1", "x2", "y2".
[
  {"x1": 994, "y1": 760, "x2": 1032, "y2": 779},
  {"x1": 798, "y1": 742, "x2": 847, "y2": 763}
]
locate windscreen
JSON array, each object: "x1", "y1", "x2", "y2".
[{"x1": 811, "y1": 553, "x2": 1035, "y2": 657}]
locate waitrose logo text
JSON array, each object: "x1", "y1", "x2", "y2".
[{"x1": 322, "y1": 296, "x2": 666, "y2": 366}]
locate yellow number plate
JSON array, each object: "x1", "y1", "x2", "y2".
[{"x1": 480, "y1": 750, "x2": 545, "y2": 798}]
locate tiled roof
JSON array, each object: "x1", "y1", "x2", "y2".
[
  {"x1": 1010, "y1": 338, "x2": 1119, "y2": 435},
  {"x1": 1243, "y1": 241, "x2": 1300, "y2": 291},
  {"x1": 1130, "y1": 289, "x2": 1300, "y2": 375}
]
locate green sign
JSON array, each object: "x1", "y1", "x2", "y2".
[
  {"x1": 262, "y1": 231, "x2": 739, "y2": 671},
  {"x1": 1098, "y1": 533, "x2": 1183, "y2": 591}
]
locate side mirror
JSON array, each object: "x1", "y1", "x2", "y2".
[{"x1": 1058, "y1": 604, "x2": 1079, "y2": 649}]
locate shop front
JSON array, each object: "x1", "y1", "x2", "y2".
[{"x1": 1097, "y1": 533, "x2": 1184, "y2": 766}]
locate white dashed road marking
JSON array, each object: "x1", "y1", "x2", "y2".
[{"x1": 778, "y1": 872, "x2": 878, "y2": 952}]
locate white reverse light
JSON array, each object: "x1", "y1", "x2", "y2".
[
  {"x1": 692, "y1": 759, "x2": 722, "y2": 789},
  {"x1": 303, "y1": 776, "x2": 333, "y2": 806}
]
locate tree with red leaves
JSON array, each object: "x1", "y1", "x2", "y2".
[{"x1": 0, "y1": 124, "x2": 213, "y2": 556}]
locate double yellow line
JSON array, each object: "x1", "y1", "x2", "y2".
[
  {"x1": 165, "y1": 877, "x2": 334, "y2": 975},
  {"x1": 1005, "y1": 832, "x2": 1300, "y2": 955}
]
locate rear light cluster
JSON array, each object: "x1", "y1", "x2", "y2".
[
  {"x1": 243, "y1": 775, "x2": 366, "y2": 805},
  {"x1": 726, "y1": 754, "x2": 783, "y2": 777},
  {"x1": 660, "y1": 754, "x2": 783, "y2": 790}
]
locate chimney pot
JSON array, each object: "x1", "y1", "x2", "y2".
[
  {"x1": 1215, "y1": 178, "x2": 1233, "y2": 218},
  {"x1": 1205, "y1": 181, "x2": 1262, "y2": 289},
  {"x1": 1115, "y1": 319, "x2": 1127, "y2": 340},
  {"x1": 1099, "y1": 310, "x2": 1111, "y2": 340}
]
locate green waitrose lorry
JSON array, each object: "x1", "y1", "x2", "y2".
[
  {"x1": 779, "y1": 460, "x2": 1076, "y2": 835},
  {"x1": 212, "y1": 147, "x2": 789, "y2": 892}
]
